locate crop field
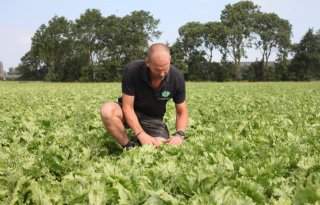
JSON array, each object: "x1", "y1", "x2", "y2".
[{"x1": 0, "y1": 81, "x2": 320, "y2": 204}]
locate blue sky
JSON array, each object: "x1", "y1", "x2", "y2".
[{"x1": 1, "y1": 0, "x2": 319, "y2": 70}]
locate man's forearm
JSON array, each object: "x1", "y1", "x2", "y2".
[
  {"x1": 176, "y1": 110, "x2": 188, "y2": 132},
  {"x1": 122, "y1": 106, "x2": 157, "y2": 145},
  {"x1": 123, "y1": 107, "x2": 143, "y2": 135}
]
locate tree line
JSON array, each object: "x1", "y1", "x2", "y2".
[{"x1": 15, "y1": 1, "x2": 320, "y2": 82}]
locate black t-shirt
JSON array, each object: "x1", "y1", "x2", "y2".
[{"x1": 118, "y1": 60, "x2": 186, "y2": 119}]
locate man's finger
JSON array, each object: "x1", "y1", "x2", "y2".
[{"x1": 168, "y1": 137, "x2": 182, "y2": 145}]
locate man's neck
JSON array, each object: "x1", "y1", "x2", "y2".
[{"x1": 151, "y1": 79, "x2": 162, "y2": 89}]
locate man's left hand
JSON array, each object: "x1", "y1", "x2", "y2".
[{"x1": 166, "y1": 136, "x2": 183, "y2": 146}]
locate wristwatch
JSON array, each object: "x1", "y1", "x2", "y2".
[{"x1": 175, "y1": 130, "x2": 185, "y2": 139}]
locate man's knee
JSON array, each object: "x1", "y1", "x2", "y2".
[{"x1": 100, "y1": 102, "x2": 121, "y2": 121}]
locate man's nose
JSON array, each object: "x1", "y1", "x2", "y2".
[{"x1": 159, "y1": 72, "x2": 166, "y2": 77}]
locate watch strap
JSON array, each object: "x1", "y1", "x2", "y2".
[{"x1": 175, "y1": 130, "x2": 185, "y2": 139}]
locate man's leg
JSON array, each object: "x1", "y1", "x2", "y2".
[{"x1": 100, "y1": 102, "x2": 129, "y2": 146}]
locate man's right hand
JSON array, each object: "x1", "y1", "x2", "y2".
[{"x1": 138, "y1": 132, "x2": 162, "y2": 147}]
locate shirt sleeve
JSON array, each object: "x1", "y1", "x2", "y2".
[
  {"x1": 173, "y1": 72, "x2": 186, "y2": 104},
  {"x1": 122, "y1": 66, "x2": 135, "y2": 96}
]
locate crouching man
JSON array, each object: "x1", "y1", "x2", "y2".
[{"x1": 100, "y1": 43, "x2": 188, "y2": 149}]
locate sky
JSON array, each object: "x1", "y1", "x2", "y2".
[{"x1": 1, "y1": 0, "x2": 319, "y2": 71}]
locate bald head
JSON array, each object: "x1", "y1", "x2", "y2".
[
  {"x1": 146, "y1": 43, "x2": 171, "y2": 81},
  {"x1": 147, "y1": 43, "x2": 171, "y2": 63}
]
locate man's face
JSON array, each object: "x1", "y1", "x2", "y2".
[
  {"x1": 146, "y1": 51, "x2": 171, "y2": 81},
  {"x1": 147, "y1": 61, "x2": 170, "y2": 81}
]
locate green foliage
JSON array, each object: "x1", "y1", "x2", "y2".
[
  {"x1": 178, "y1": 21, "x2": 204, "y2": 57},
  {"x1": 33, "y1": 16, "x2": 74, "y2": 82},
  {"x1": 17, "y1": 9, "x2": 160, "y2": 82},
  {"x1": 12, "y1": 0, "x2": 319, "y2": 83},
  {"x1": 243, "y1": 61, "x2": 263, "y2": 81},
  {"x1": 169, "y1": 40, "x2": 188, "y2": 76},
  {"x1": 289, "y1": 28, "x2": 320, "y2": 81},
  {"x1": 1, "y1": 82, "x2": 320, "y2": 204},
  {"x1": 220, "y1": 1, "x2": 260, "y2": 80},
  {"x1": 253, "y1": 12, "x2": 292, "y2": 80},
  {"x1": 15, "y1": 1, "x2": 319, "y2": 82},
  {"x1": 175, "y1": 0, "x2": 294, "y2": 82},
  {"x1": 202, "y1": 21, "x2": 227, "y2": 62}
]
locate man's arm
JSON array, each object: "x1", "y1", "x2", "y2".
[
  {"x1": 167, "y1": 100, "x2": 188, "y2": 145},
  {"x1": 122, "y1": 94, "x2": 161, "y2": 146},
  {"x1": 175, "y1": 100, "x2": 188, "y2": 133}
]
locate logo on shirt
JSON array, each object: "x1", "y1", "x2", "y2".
[{"x1": 162, "y1": 91, "x2": 170, "y2": 98}]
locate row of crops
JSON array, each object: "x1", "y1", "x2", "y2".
[{"x1": 0, "y1": 81, "x2": 319, "y2": 204}]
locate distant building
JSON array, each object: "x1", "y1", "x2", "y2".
[
  {"x1": 0, "y1": 61, "x2": 3, "y2": 76},
  {"x1": 0, "y1": 61, "x2": 8, "y2": 80}
]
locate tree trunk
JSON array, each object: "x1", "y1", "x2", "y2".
[{"x1": 235, "y1": 58, "x2": 241, "y2": 80}]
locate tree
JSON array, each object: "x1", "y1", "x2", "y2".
[
  {"x1": 202, "y1": 22, "x2": 236, "y2": 81},
  {"x1": 289, "y1": 28, "x2": 320, "y2": 81},
  {"x1": 17, "y1": 9, "x2": 161, "y2": 82},
  {"x1": 120, "y1": 10, "x2": 161, "y2": 61},
  {"x1": 187, "y1": 51, "x2": 207, "y2": 81},
  {"x1": 202, "y1": 21, "x2": 226, "y2": 63},
  {"x1": 17, "y1": 17, "x2": 74, "y2": 81},
  {"x1": 7, "y1": 67, "x2": 16, "y2": 75},
  {"x1": 178, "y1": 22, "x2": 204, "y2": 60},
  {"x1": 220, "y1": 1, "x2": 260, "y2": 80},
  {"x1": 177, "y1": 21, "x2": 234, "y2": 81},
  {"x1": 73, "y1": 9, "x2": 106, "y2": 81},
  {"x1": 177, "y1": 22, "x2": 208, "y2": 80},
  {"x1": 30, "y1": 16, "x2": 75, "y2": 81},
  {"x1": 169, "y1": 40, "x2": 188, "y2": 79},
  {"x1": 99, "y1": 10, "x2": 161, "y2": 81},
  {"x1": 74, "y1": 9, "x2": 105, "y2": 67},
  {"x1": 253, "y1": 12, "x2": 292, "y2": 80},
  {"x1": 16, "y1": 51, "x2": 46, "y2": 80}
]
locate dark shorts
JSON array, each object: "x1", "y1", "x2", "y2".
[{"x1": 117, "y1": 103, "x2": 169, "y2": 139}]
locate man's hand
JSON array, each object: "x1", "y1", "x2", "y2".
[
  {"x1": 166, "y1": 136, "x2": 183, "y2": 146},
  {"x1": 154, "y1": 137, "x2": 168, "y2": 145},
  {"x1": 138, "y1": 132, "x2": 163, "y2": 147}
]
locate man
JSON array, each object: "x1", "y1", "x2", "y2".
[{"x1": 100, "y1": 43, "x2": 188, "y2": 149}]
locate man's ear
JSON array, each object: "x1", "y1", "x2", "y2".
[{"x1": 145, "y1": 58, "x2": 150, "y2": 67}]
